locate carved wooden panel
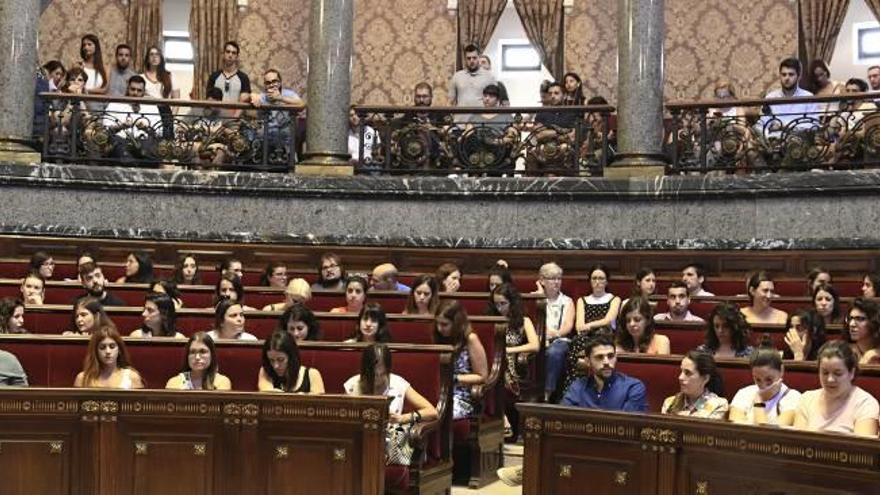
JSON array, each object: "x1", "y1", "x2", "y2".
[
  {"x1": 267, "y1": 437, "x2": 354, "y2": 495},
  {"x1": 0, "y1": 438, "x2": 69, "y2": 495},
  {"x1": 128, "y1": 438, "x2": 213, "y2": 495}
]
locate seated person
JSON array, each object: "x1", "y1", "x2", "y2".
[
  {"x1": 863, "y1": 272, "x2": 880, "y2": 299},
  {"x1": 0, "y1": 298, "x2": 27, "y2": 334},
  {"x1": 64, "y1": 297, "x2": 116, "y2": 336},
  {"x1": 697, "y1": 302, "x2": 754, "y2": 358},
  {"x1": 847, "y1": 297, "x2": 880, "y2": 363},
  {"x1": 783, "y1": 309, "x2": 827, "y2": 361},
  {"x1": 262, "y1": 278, "x2": 311, "y2": 311},
  {"x1": 661, "y1": 350, "x2": 729, "y2": 419},
  {"x1": 812, "y1": 283, "x2": 842, "y2": 325},
  {"x1": 48, "y1": 68, "x2": 91, "y2": 138},
  {"x1": 219, "y1": 258, "x2": 244, "y2": 279},
  {"x1": 806, "y1": 267, "x2": 832, "y2": 295},
  {"x1": 623, "y1": 268, "x2": 656, "y2": 306},
  {"x1": 0, "y1": 348, "x2": 28, "y2": 386},
  {"x1": 311, "y1": 252, "x2": 345, "y2": 291},
  {"x1": 371, "y1": 263, "x2": 410, "y2": 292},
  {"x1": 615, "y1": 297, "x2": 670, "y2": 354},
  {"x1": 130, "y1": 292, "x2": 185, "y2": 338},
  {"x1": 277, "y1": 303, "x2": 321, "y2": 342},
  {"x1": 330, "y1": 275, "x2": 368, "y2": 313},
  {"x1": 29, "y1": 251, "x2": 55, "y2": 280},
  {"x1": 166, "y1": 332, "x2": 232, "y2": 390},
  {"x1": 150, "y1": 280, "x2": 183, "y2": 309},
  {"x1": 115, "y1": 251, "x2": 154, "y2": 284},
  {"x1": 212, "y1": 273, "x2": 257, "y2": 311},
  {"x1": 207, "y1": 299, "x2": 256, "y2": 341},
  {"x1": 346, "y1": 303, "x2": 392, "y2": 343},
  {"x1": 729, "y1": 345, "x2": 801, "y2": 426},
  {"x1": 403, "y1": 274, "x2": 439, "y2": 316},
  {"x1": 258, "y1": 329, "x2": 324, "y2": 393},
  {"x1": 682, "y1": 263, "x2": 714, "y2": 297},
  {"x1": 344, "y1": 344, "x2": 439, "y2": 463},
  {"x1": 76, "y1": 262, "x2": 125, "y2": 306},
  {"x1": 102, "y1": 75, "x2": 163, "y2": 160},
  {"x1": 187, "y1": 88, "x2": 234, "y2": 166},
  {"x1": 74, "y1": 327, "x2": 145, "y2": 389},
  {"x1": 535, "y1": 262, "x2": 575, "y2": 399},
  {"x1": 654, "y1": 281, "x2": 705, "y2": 322},
  {"x1": 794, "y1": 341, "x2": 879, "y2": 437},
  {"x1": 498, "y1": 331, "x2": 645, "y2": 487},
  {"x1": 172, "y1": 254, "x2": 201, "y2": 285},
  {"x1": 434, "y1": 301, "x2": 488, "y2": 420},
  {"x1": 740, "y1": 271, "x2": 788, "y2": 325},
  {"x1": 487, "y1": 261, "x2": 513, "y2": 293},
  {"x1": 260, "y1": 261, "x2": 288, "y2": 289},
  {"x1": 435, "y1": 262, "x2": 461, "y2": 293},
  {"x1": 19, "y1": 272, "x2": 46, "y2": 305}
]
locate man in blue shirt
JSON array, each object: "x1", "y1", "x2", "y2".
[
  {"x1": 498, "y1": 332, "x2": 647, "y2": 486},
  {"x1": 560, "y1": 332, "x2": 647, "y2": 411}
]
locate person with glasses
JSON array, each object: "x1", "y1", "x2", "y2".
[
  {"x1": 846, "y1": 298, "x2": 880, "y2": 364},
  {"x1": 250, "y1": 68, "x2": 303, "y2": 158},
  {"x1": 312, "y1": 253, "x2": 345, "y2": 291},
  {"x1": 166, "y1": 332, "x2": 232, "y2": 390},
  {"x1": 535, "y1": 262, "x2": 574, "y2": 402},
  {"x1": 206, "y1": 41, "x2": 251, "y2": 114}
]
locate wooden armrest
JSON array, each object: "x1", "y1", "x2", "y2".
[
  {"x1": 408, "y1": 418, "x2": 440, "y2": 447},
  {"x1": 472, "y1": 323, "x2": 507, "y2": 400}
]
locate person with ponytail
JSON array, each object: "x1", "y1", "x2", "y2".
[
  {"x1": 729, "y1": 341, "x2": 801, "y2": 426},
  {"x1": 661, "y1": 350, "x2": 728, "y2": 419}
]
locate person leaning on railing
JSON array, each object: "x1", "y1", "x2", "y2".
[{"x1": 101, "y1": 75, "x2": 163, "y2": 161}]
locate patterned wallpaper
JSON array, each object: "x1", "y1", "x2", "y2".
[
  {"x1": 38, "y1": 0, "x2": 127, "y2": 69},
  {"x1": 38, "y1": 0, "x2": 796, "y2": 104}
]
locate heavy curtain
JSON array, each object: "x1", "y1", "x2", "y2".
[
  {"x1": 513, "y1": 0, "x2": 564, "y2": 80},
  {"x1": 126, "y1": 0, "x2": 163, "y2": 73},
  {"x1": 797, "y1": 0, "x2": 850, "y2": 66},
  {"x1": 189, "y1": 0, "x2": 237, "y2": 100},
  {"x1": 866, "y1": 0, "x2": 880, "y2": 25},
  {"x1": 457, "y1": 0, "x2": 507, "y2": 69}
]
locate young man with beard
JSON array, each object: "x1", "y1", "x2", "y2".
[
  {"x1": 107, "y1": 44, "x2": 136, "y2": 97},
  {"x1": 75, "y1": 262, "x2": 125, "y2": 306},
  {"x1": 311, "y1": 253, "x2": 345, "y2": 291}
]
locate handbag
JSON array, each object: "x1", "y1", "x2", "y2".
[{"x1": 385, "y1": 422, "x2": 415, "y2": 466}]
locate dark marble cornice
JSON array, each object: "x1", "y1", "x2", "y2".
[
  {"x1": 2, "y1": 162, "x2": 880, "y2": 200},
  {"x1": 1, "y1": 223, "x2": 878, "y2": 251}
]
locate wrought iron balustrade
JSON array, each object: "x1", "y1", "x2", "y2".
[
  {"x1": 352, "y1": 104, "x2": 615, "y2": 176},
  {"x1": 39, "y1": 93, "x2": 304, "y2": 172},
  {"x1": 666, "y1": 92, "x2": 880, "y2": 174}
]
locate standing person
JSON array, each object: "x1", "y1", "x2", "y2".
[
  {"x1": 74, "y1": 327, "x2": 144, "y2": 389},
  {"x1": 794, "y1": 341, "x2": 879, "y2": 437},
  {"x1": 868, "y1": 65, "x2": 880, "y2": 92},
  {"x1": 106, "y1": 44, "x2": 136, "y2": 97},
  {"x1": 561, "y1": 72, "x2": 586, "y2": 106},
  {"x1": 661, "y1": 350, "x2": 728, "y2": 419},
  {"x1": 535, "y1": 262, "x2": 575, "y2": 402},
  {"x1": 206, "y1": 41, "x2": 251, "y2": 110},
  {"x1": 166, "y1": 332, "x2": 232, "y2": 390},
  {"x1": 761, "y1": 58, "x2": 820, "y2": 131},
  {"x1": 497, "y1": 331, "x2": 646, "y2": 487},
  {"x1": 78, "y1": 34, "x2": 108, "y2": 98},
  {"x1": 258, "y1": 330, "x2": 324, "y2": 393},
  {"x1": 141, "y1": 46, "x2": 177, "y2": 138},
  {"x1": 477, "y1": 55, "x2": 509, "y2": 106},
  {"x1": 448, "y1": 44, "x2": 496, "y2": 107}
]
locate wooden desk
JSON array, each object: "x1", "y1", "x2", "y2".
[
  {"x1": 517, "y1": 404, "x2": 880, "y2": 495},
  {"x1": 0, "y1": 389, "x2": 388, "y2": 495}
]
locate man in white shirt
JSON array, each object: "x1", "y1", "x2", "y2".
[
  {"x1": 681, "y1": 263, "x2": 714, "y2": 297},
  {"x1": 103, "y1": 75, "x2": 162, "y2": 160},
  {"x1": 761, "y1": 58, "x2": 819, "y2": 131},
  {"x1": 448, "y1": 44, "x2": 496, "y2": 107},
  {"x1": 654, "y1": 282, "x2": 705, "y2": 323}
]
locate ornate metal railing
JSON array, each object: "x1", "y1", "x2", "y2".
[
  {"x1": 352, "y1": 105, "x2": 615, "y2": 176},
  {"x1": 39, "y1": 93, "x2": 304, "y2": 172},
  {"x1": 666, "y1": 92, "x2": 880, "y2": 173}
]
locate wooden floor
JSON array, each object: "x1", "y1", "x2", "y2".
[{"x1": 451, "y1": 444, "x2": 523, "y2": 495}]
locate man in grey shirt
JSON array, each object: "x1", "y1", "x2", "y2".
[
  {"x1": 107, "y1": 44, "x2": 137, "y2": 97},
  {"x1": 448, "y1": 44, "x2": 496, "y2": 107},
  {"x1": 0, "y1": 349, "x2": 28, "y2": 386}
]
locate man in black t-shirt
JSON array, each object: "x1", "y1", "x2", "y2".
[
  {"x1": 75, "y1": 262, "x2": 125, "y2": 307},
  {"x1": 206, "y1": 41, "x2": 251, "y2": 108}
]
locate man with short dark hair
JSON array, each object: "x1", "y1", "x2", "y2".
[
  {"x1": 448, "y1": 44, "x2": 496, "y2": 107},
  {"x1": 762, "y1": 58, "x2": 819, "y2": 130},
  {"x1": 103, "y1": 75, "x2": 163, "y2": 159},
  {"x1": 654, "y1": 281, "x2": 705, "y2": 322},
  {"x1": 681, "y1": 263, "x2": 714, "y2": 297},
  {"x1": 207, "y1": 41, "x2": 251, "y2": 105},
  {"x1": 535, "y1": 82, "x2": 578, "y2": 128},
  {"x1": 250, "y1": 68, "x2": 303, "y2": 158},
  {"x1": 20, "y1": 273, "x2": 45, "y2": 305},
  {"x1": 497, "y1": 332, "x2": 646, "y2": 486},
  {"x1": 868, "y1": 65, "x2": 880, "y2": 92},
  {"x1": 107, "y1": 44, "x2": 136, "y2": 97},
  {"x1": 76, "y1": 262, "x2": 125, "y2": 306}
]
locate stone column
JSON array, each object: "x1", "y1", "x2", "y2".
[
  {"x1": 0, "y1": 0, "x2": 41, "y2": 163},
  {"x1": 298, "y1": 0, "x2": 355, "y2": 176},
  {"x1": 607, "y1": 0, "x2": 666, "y2": 178}
]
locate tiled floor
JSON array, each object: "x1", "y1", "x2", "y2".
[{"x1": 450, "y1": 444, "x2": 523, "y2": 495}]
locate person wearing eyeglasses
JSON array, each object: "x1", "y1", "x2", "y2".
[{"x1": 250, "y1": 68, "x2": 304, "y2": 159}]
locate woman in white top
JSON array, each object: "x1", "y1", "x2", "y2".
[
  {"x1": 74, "y1": 327, "x2": 144, "y2": 389},
  {"x1": 344, "y1": 344, "x2": 438, "y2": 425},
  {"x1": 207, "y1": 299, "x2": 257, "y2": 341},
  {"x1": 729, "y1": 345, "x2": 800, "y2": 426},
  {"x1": 141, "y1": 46, "x2": 177, "y2": 100},
  {"x1": 166, "y1": 332, "x2": 232, "y2": 390},
  {"x1": 79, "y1": 34, "x2": 107, "y2": 97}
]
